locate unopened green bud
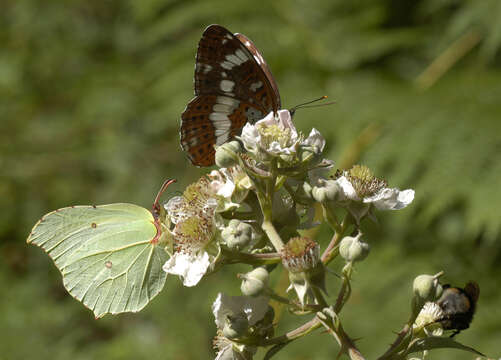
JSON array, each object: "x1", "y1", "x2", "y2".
[
  {"x1": 215, "y1": 141, "x2": 241, "y2": 168},
  {"x1": 312, "y1": 179, "x2": 340, "y2": 203},
  {"x1": 413, "y1": 273, "x2": 443, "y2": 302},
  {"x1": 222, "y1": 314, "x2": 249, "y2": 339},
  {"x1": 339, "y1": 233, "x2": 370, "y2": 263},
  {"x1": 411, "y1": 272, "x2": 444, "y2": 320},
  {"x1": 240, "y1": 267, "x2": 269, "y2": 296},
  {"x1": 222, "y1": 219, "x2": 253, "y2": 251}
]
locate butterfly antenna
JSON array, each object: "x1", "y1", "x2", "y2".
[
  {"x1": 152, "y1": 179, "x2": 177, "y2": 217},
  {"x1": 290, "y1": 95, "x2": 336, "y2": 116}
]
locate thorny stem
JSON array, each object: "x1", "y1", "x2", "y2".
[
  {"x1": 377, "y1": 324, "x2": 412, "y2": 360},
  {"x1": 316, "y1": 312, "x2": 366, "y2": 360}
]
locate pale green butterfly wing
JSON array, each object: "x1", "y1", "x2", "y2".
[{"x1": 27, "y1": 203, "x2": 168, "y2": 318}]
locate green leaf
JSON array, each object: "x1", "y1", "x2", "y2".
[
  {"x1": 27, "y1": 203, "x2": 168, "y2": 318},
  {"x1": 406, "y1": 336, "x2": 484, "y2": 357}
]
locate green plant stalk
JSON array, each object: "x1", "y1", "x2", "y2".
[
  {"x1": 264, "y1": 287, "x2": 321, "y2": 313},
  {"x1": 334, "y1": 263, "x2": 353, "y2": 313},
  {"x1": 322, "y1": 202, "x2": 341, "y2": 233},
  {"x1": 220, "y1": 248, "x2": 281, "y2": 265},
  {"x1": 261, "y1": 219, "x2": 284, "y2": 253},
  {"x1": 377, "y1": 325, "x2": 412, "y2": 360},
  {"x1": 321, "y1": 213, "x2": 350, "y2": 264},
  {"x1": 262, "y1": 317, "x2": 322, "y2": 346},
  {"x1": 311, "y1": 284, "x2": 328, "y2": 309},
  {"x1": 316, "y1": 311, "x2": 366, "y2": 360}
]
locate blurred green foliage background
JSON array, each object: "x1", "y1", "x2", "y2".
[{"x1": 1, "y1": 0, "x2": 500, "y2": 359}]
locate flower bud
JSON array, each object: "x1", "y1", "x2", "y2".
[
  {"x1": 311, "y1": 179, "x2": 340, "y2": 203},
  {"x1": 222, "y1": 314, "x2": 249, "y2": 339},
  {"x1": 215, "y1": 141, "x2": 241, "y2": 168},
  {"x1": 222, "y1": 219, "x2": 253, "y2": 251},
  {"x1": 411, "y1": 272, "x2": 444, "y2": 320},
  {"x1": 339, "y1": 233, "x2": 370, "y2": 263},
  {"x1": 240, "y1": 267, "x2": 269, "y2": 297},
  {"x1": 413, "y1": 274, "x2": 443, "y2": 302}
]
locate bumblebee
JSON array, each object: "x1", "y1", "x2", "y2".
[{"x1": 436, "y1": 281, "x2": 480, "y2": 337}]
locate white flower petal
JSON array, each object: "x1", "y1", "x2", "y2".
[
  {"x1": 162, "y1": 251, "x2": 210, "y2": 287},
  {"x1": 212, "y1": 293, "x2": 269, "y2": 328},
  {"x1": 303, "y1": 128, "x2": 325, "y2": 153},
  {"x1": 336, "y1": 175, "x2": 360, "y2": 201},
  {"x1": 240, "y1": 110, "x2": 299, "y2": 157},
  {"x1": 164, "y1": 196, "x2": 188, "y2": 224},
  {"x1": 277, "y1": 109, "x2": 298, "y2": 139},
  {"x1": 364, "y1": 188, "x2": 415, "y2": 210},
  {"x1": 209, "y1": 168, "x2": 236, "y2": 198},
  {"x1": 214, "y1": 344, "x2": 233, "y2": 360},
  {"x1": 240, "y1": 123, "x2": 261, "y2": 153},
  {"x1": 258, "y1": 110, "x2": 277, "y2": 126}
]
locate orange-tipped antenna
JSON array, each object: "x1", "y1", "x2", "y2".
[
  {"x1": 290, "y1": 95, "x2": 336, "y2": 116},
  {"x1": 152, "y1": 179, "x2": 177, "y2": 218}
]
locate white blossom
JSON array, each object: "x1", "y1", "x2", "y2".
[
  {"x1": 212, "y1": 293, "x2": 269, "y2": 329},
  {"x1": 302, "y1": 128, "x2": 325, "y2": 154},
  {"x1": 162, "y1": 251, "x2": 211, "y2": 287},
  {"x1": 240, "y1": 110, "x2": 299, "y2": 158}
]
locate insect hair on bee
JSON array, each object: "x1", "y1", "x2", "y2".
[{"x1": 436, "y1": 281, "x2": 479, "y2": 337}]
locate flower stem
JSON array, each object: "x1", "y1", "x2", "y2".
[
  {"x1": 321, "y1": 213, "x2": 351, "y2": 264},
  {"x1": 334, "y1": 263, "x2": 353, "y2": 313},
  {"x1": 261, "y1": 219, "x2": 284, "y2": 252},
  {"x1": 316, "y1": 312, "x2": 366, "y2": 360}
]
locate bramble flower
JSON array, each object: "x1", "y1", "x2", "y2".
[
  {"x1": 334, "y1": 165, "x2": 414, "y2": 222},
  {"x1": 213, "y1": 331, "x2": 256, "y2": 360},
  {"x1": 302, "y1": 128, "x2": 325, "y2": 154},
  {"x1": 162, "y1": 177, "x2": 221, "y2": 287},
  {"x1": 298, "y1": 128, "x2": 326, "y2": 163},
  {"x1": 335, "y1": 165, "x2": 414, "y2": 210},
  {"x1": 212, "y1": 293, "x2": 270, "y2": 332},
  {"x1": 212, "y1": 293, "x2": 274, "y2": 360},
  {"x1": 281, "y1": 237, "x2": 325, "y2": 306},
  {"x1": 413, "y1": 302, "x2": 445, "y2": 336},
  {"x1": 208, "y1": 166, "x2": 252, "y2": 208},
  {"x1": 240, "y1": 110, "x2": 299, "y2": 159}
]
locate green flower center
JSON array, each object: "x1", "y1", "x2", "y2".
[{"x1": 174, "y1": 213, "x2": 214, "y2": 253}]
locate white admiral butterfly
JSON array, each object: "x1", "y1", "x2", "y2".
[{"x1": 180, "y1": 24, "x2": 281, "y2": 166}]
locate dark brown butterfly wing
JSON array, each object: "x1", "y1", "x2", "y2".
[{"x1": 180, "y1": 24, "x2": 281, "y2": 166}]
